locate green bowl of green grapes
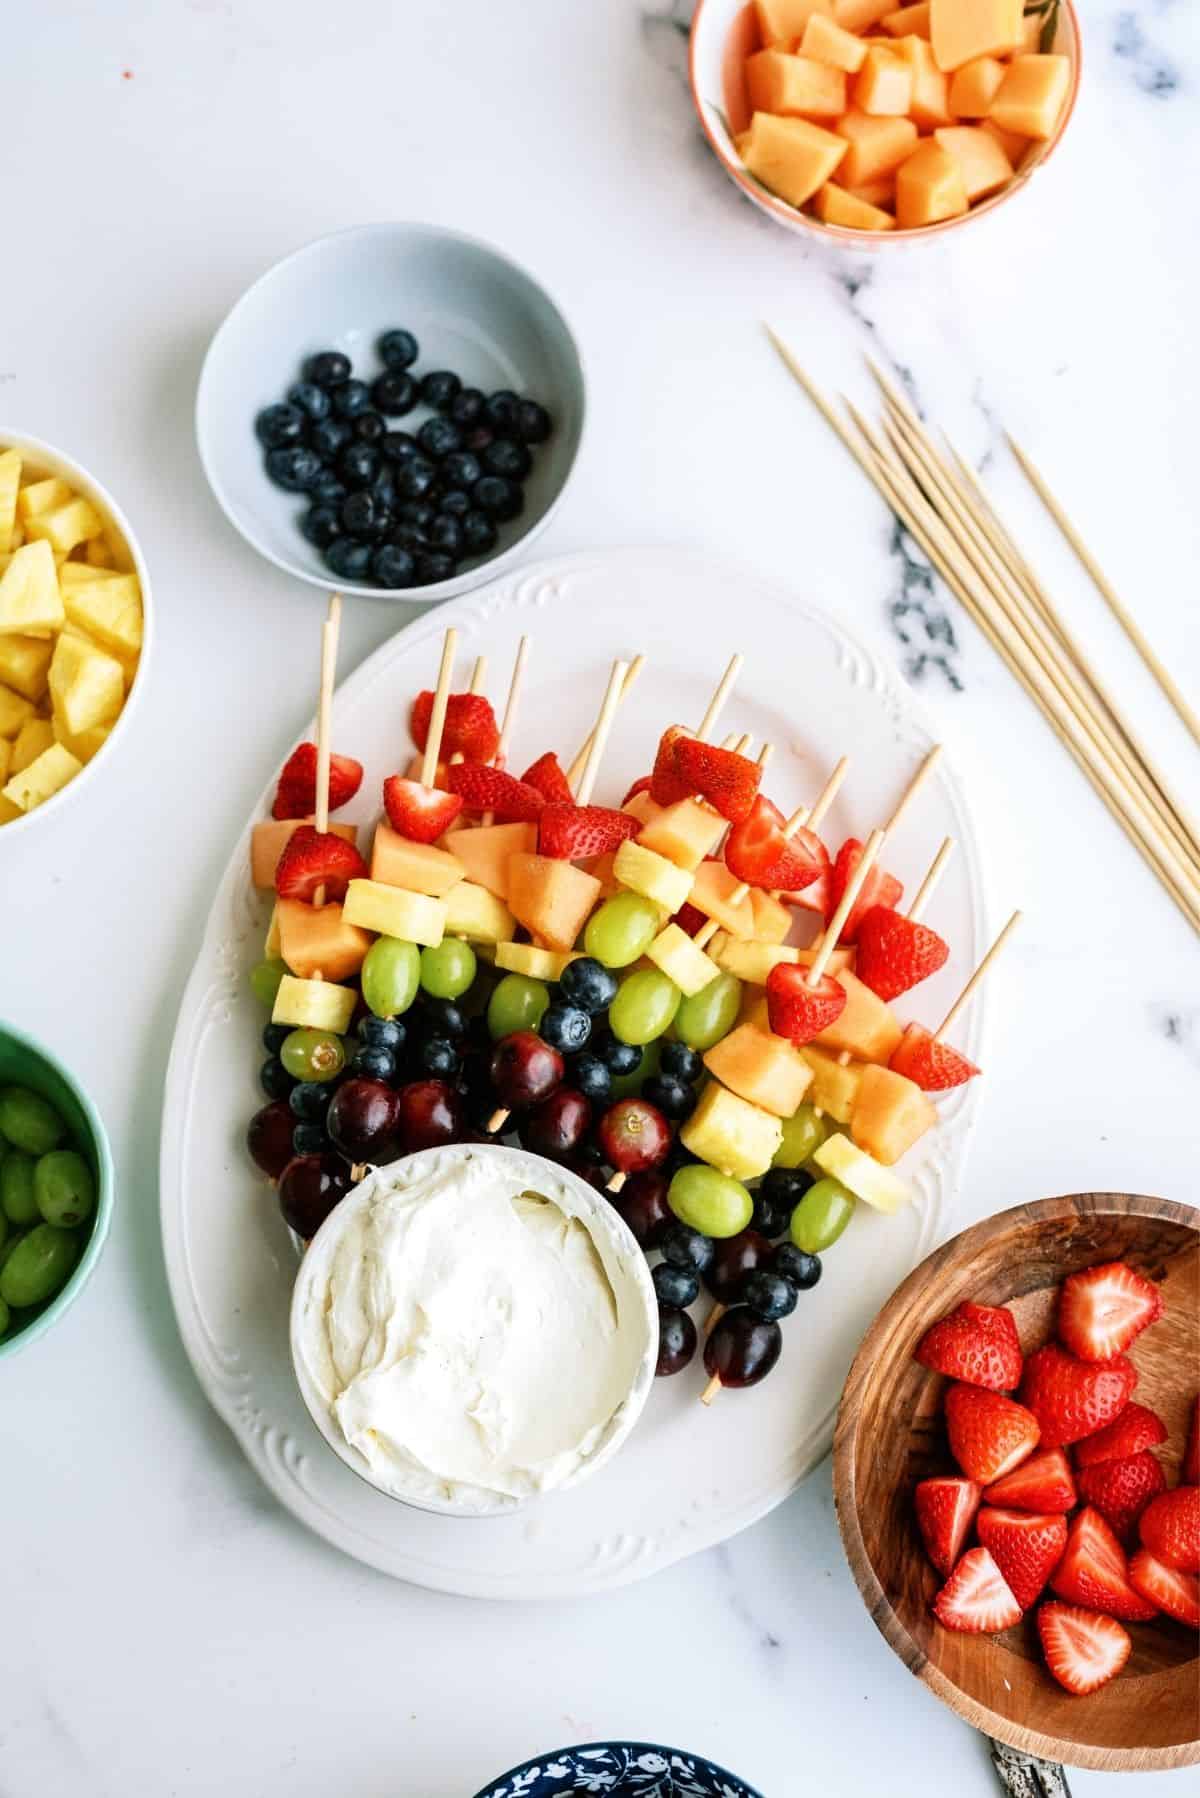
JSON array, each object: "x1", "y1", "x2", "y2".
[{"x1": 0, "y1": 1023, "x2": 114, "y2": 1361}]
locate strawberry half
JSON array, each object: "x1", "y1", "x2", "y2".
[
  {"x1": 445, "y1": 762, "x2": 545, "y2": 822},
  {"x1": 1051, "y1": 1506, "x2": 1158, "y2": 1621},
  {"x1": 1038, "y1": 1602, "x2": 1131, "y2": 1696},
  {"x1": 984, "y1": 1448, "x2": 1078, "y2": 1514},
  {"x1": 672, "y1": 737, "x2": 762, "y2": 823},
  {"x1": 1074, "y1": 1402, "x2": 1168, "y2": 1469},
  {"x1": 272, "y1": 743, "x2": 364, "y2": 820},
  {"x1": 827, "y1": 837, "x2": 904, "y2": 943},
  {"x1": 382, "y1": 775, "x2": 464, "y2": 844},
  {"x1": 649, "y1": 726, "x2": 695, "y2": 806},
  {"x1": 945, "y1": 1383, "x2": 1040, "y2": 1484},
  {"x1": 1077, "y1": 1451, "x2": 1167, "y2": 1545},
  {"x1": 765, "y1": 963, "x2": 847, "y2": 1046},
  {"x1": 522, "y1": 751, "x2": 574, "y2": 804},
  {"x1": 274, "y1": 825, "x2": 368, "y2": 904},
  {"x1": 914, "y1": 1300, "x2": 1022, "y2": 1392},
  {"x1": 889, "y1": 1022, "x2": 980, "y2": 1092},
  {"x1": 932, "y1": 1547, "x2": 1022, "y2": 1634},
  {"x1": 976, "y1": 1507, "x2": 1068, "y2": 1611},
  {"x1": 1019, "y1": 1342, "x2": 1137, "y2": 1449},
  {"x1": 1057, "y1": 1260, "x2": 1164, "y2": 1362},
  {"x1": 539, "y1": 803, "x2": 640, "y2": 860},
  {"x1": 914, "y1": 1476, "x2": 981, "y2": 1578},
  {"x1": 780, "y1": 867, "x2": 831, "y2": 917},
  {"x1": 1185, "y1": 1396, "x2": 1199, "y2": 1486},
  {"x1": 724, "y1": 796, "x2": 823, "y2": 892},
  {"x1": 856, "y1": 905, "x2": 949, "y2": 1002},
  {"x1": 409, "y1": 690, "x2": 500, "y2": 763},
  {"x1": 1128, "y1": 1549, "x2": 1200, "y2": 1627},
  {"x1": 1139, "y1": 1486, "x2": 1200, "y2": 1574}
]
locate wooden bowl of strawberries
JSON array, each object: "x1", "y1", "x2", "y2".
[{"x1": 833, "y1": 1192, "x2": 1199, "y2": 1773}]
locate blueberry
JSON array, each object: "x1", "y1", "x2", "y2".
[
  {"x1": 303, "y1": 350, "x2": 352, "y2": 388},
  {"x1": 259, "y1": 1056, "x2": 293, "y2": 1100},
  {"x1": 473, "y1": 475, "x2": 523, "y2": 521},
  {"x1": 378, "y1": 328, "x2": 419, "y2": 369},
  {"x1": 659, "y1": 1221, "x2": 715, "y2": 1275},
  {"x1": 353, "y1": 410, "x2": 386, "y2": 444},
  {"x1": 660, "y1": 1042, "x2": 702, "y2": 1084},
  {"x1": 642, "y1": 1074, "x2": 695, "y2": 1121},
  {"x1": 371, "y1": 543, "x2": 417, "y2": 588},
  {"x1": 740, "y1": 1269, "x2": 798, "y2": 1322},
  {"x1": 307, "y1": 416, "x2": 352, "y2": 461},
  {"x1": 449, "y1": 387, "x2": 485, "y2": 427},
  {"x1": 561, "y1": 957, "x2": 618, "y2": 1016},
  {"x1": 427, "y1": 515, "x2": 463, "y2": 557},
  {"x1": 418, "y1": 417, "x2": 463, "y2": 460},
  {"x1": 370, "y1": 464, "x2": 397, "y2": 507},
  {"x1": 347, "y1": 1046, "x2": 396, "y2": 1082},
  {"x1": 341, "y1": 490, "x2": 392, "y2": 541},
  {"x1": 390, "y1": 523, "x2": 426, "y2": 554},
  {"x1": 441, "y1": 450, "x2": 482, "y2": 490},
  {"x1": 422, "y1": 998, "x2": 467, "y2": 1038},
  {"x1": 438, "y1": 488, "x2": 471, "y2": 520},
  {"x1": 324, "y1": 538, "x2": 373, "y2": 581},
  {"x1": 380, "y1": 430, "x2": 421, "y2": 463},
  {"x1": 420, "y1": 1037, "x2": 460, "y2": 1077},
  {"x1": 483, "y1": 438, "x2": 532, "y2": 481},
  {"x1": 396, "y1": 457, "x2": 438, "y2": 501},
  {"x1": 300, "y1": 503, "x2": 342, "y2": 549},
  {"x1": 572, "y1": 1053, "x2": 612, "y2": 1106},
  {"x1": 262, "y1": 1023, "x2": 291, "y2": 1055},
  {"x1": 265, "y1": 446, "x2": 323, "y2": 492},
  {"x1": 310, "y1": 470, "x2": 348, "y2": 505},
  {"x1": 464, "y1": 425, "x2": 494, "y2": 454},
  {"x1": 337, "y1": 441, "x2": 380, "y2": 487},
  {"x1": 540, "y1": 1004, "x2": 592, "y2": 1054},
  {"x1": 360, "y1": 1016, "x2": 406, "y2": 1051},
  {"x1": 484, "y1": 390, "x2": 521, "y2": 433},
  {"x1": 292, "y1": 1122, "x2": 329, "y2": 1158},
  {"x1": 414, "y1": 552, "x2": 456, "y2": 585},
  {"x1": 289, "y1": 1081, "x2": 331, "y2": 1121},
  {"x1": 772, "y1": 1242, "x2": 822, "y2": 1290},
  {"x1": 330, "y1": 379, "x2": 372, "y2": 419},
  {"x1": 664, "y1": 1139, "x2": 699, "y2": 1176},
  {"x1": 256, "y1": 403, "x2": 304, "y2": 448},
  {"x1": 598, "y1": 1036, "x2": 641, "y2": 1077},
  {"x1": 371, "y1": 371, "x2": 419, "y2": 417},
  {"x1": 653, "y1": 1262, "x2": 700, "y2": 1310},
  {"x1": 287, "y1": 382, "x2": 331, "y2": 422},
  {"x1": 396, "y1": 501, "x2": 439, "y2": 538},
  {"x1": 516, "y1": 398, "x2": 553, "y2": 444},
  {"x1": 759, "y1": 1165, "x2": 812, "y2": 1214},
  {"x1": 462, "y1": 510, "x2": 498, "y2": 555},
  {"x1": 420, "y1": 370, "x2": 462, "y2": 412}
]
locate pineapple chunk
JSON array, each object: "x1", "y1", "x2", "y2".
[
  {"x1": 10, "y1": 717, "x2": 55, "y2": 774},
  {"x1": 61, "y1": 572, "x2": 143, "y2": 660},
  {"x1": 612, "y1": 839, "x2": 693, "y2": 914},
  {"x1": 0, "y1": 682, "x2": 36, "y2": 738},
  {"x1": 644, "y1": 922, "x2": 720, "y2": 997},
  {"x1": 370, "y1": 824, "x2": 464, "y2": 897},
  {"x1": 0, "y1": 541, "x2": 65, "y2": 636},
  {"x1": 850, "y1": 1063, "x2": 936, "y2": 1164},
  {"x1": 85, "y1": 535, "x2": 115, "y2": 568},
  {"x1": 271, "y1": 974, "x2": 357, "y2": 1033},
  {"x1": 680, "y1": 1081, "x2": 782, "y2": 1180},
  {"x1": 2, "y1": 742, "x2": 82, "y2": 813},
  {"x1": 0, "y1": 737, "x2": 10, "y2": 785},
  {"x1": 276, "y1": 898, "x2": 372, "y2": 982},
  {"x1": 0, "y1": 450, "x2": 19, "y2": 554},
  {"x1": 710, "y1": 934, "x2": 799, "y2": 985},
  {"x1": 59, "y1": 560, "x2": 114, "y2": 587},
  {"x1": 51, "y1": 718, "x2": 111, "y2": 764},
  {"x1": 637, "y1": 797, "x2": 725, "y2": 871},
  {"x1": 25, "y1": 497, "x2": 104, "y2": 557},
  {"x1": 17, "y1": 477, "x2": 72, "y2": 524},
  {"x1": 442, "y1": 880, "x2": 516, "y2": 944},
  {"x1": 495, "y1": 942, "x2": 578, "y2": 981},
  {"x1": 799, "y1": 1044, "x2": 864, "y2": 1123},
  {"x1": 250, "y1": 817, "x2": 359, "y2": 890},
  {"x1": 264, "y1": 904, "x2": 282, "y2": 960},
  {"x1": 704, "y1": 1023, "x2": 813, "y2": 1119},
  {"x1": 508, "y1": 853, "x2": 602, "y2": 952},
  {"x1": 688, "y1": 861, "x2": 756, "y2": 939},
  {"x1": 812, "y1": 1132, "x2": 911, "y2": 1213},
  {"x1": 750, "y1": 888, "x2": 792, "y2": 944},
  {"x1": 48, "y1": 632, "x2": 125, "y2": 736},
  {"x1": 0, "y1": 633, "x2": 53, "y2": 701},
  {"x1": 342, "y1": 880, "x2": 445, "y2": 946}
]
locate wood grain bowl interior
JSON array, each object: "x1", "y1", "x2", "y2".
[{"x1": 833, "y1": 1193, "x2": 1200, "y2": 1772}]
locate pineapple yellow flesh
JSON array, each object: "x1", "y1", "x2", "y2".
[
  {"x1": 271, "y1": 975, "x2": 357, "y2": 1033},
  {"x1": 680, "y1": 1080, "x2": 782, "y2": 1180},
  {"x1": 0, "y1": 682, "x2": 36, "y2": 737},
  {"x1": 0, "y1": 541, "x2": 66, "y2": 636},
  {"x1": 441, "y1": 879, "x2": 516, "y2": 944},
  {"x1": 644, "y1": 922, "x2": 720, "y2": 997},
  {"x1": 612, "y1": 839, "x2": 694, "y2": 914},
  {"x1": 2, "y1": 742, "x2": 82, "y2": 813},
  {"x1": 17, "y1": 477, "x2": 72, "y2": 523},
  {"x1": 0, "y1": 450, "x2": 19, "y2": 554},
  {"x1": 0, "y1": 633, "x2": 53, "y2": 701},
  {"x1": 61, "y1": 573, "x2": 143, "y2": 660},
  {"x1": 709, "y1": 934, "x2": 799, "y2": 984},
  {"x1": 26, "y1": 497, "x2": 104, "y2": 557},
  {"x1": 494, "y1": 942, "x2": 577, "y2": 981},
  {"x1": 11, "y1": 718, "x2": 55, "y2": 774},
  {"x1": 342, "y1": 880, "x2": 446, "y2": 946},
  {"x1": 812, "y1": 1133, "x2": 911, "y2": 1213},
  {"x1": 48, "y1": 631, "x2": 125, "y2": 736}
]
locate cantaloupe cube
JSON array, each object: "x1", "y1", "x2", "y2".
[
  {"x1": 637, "y1": 796, "x2": 726, "y2": 871},
  {"x1": 710, "y1": 934, "x2": 799, "y2": 984},
  {"x1": 929, "y1": 0, "x2": 1021, "y2": 71},
  {"x1": 813, "y1": 968, "x2": 903, "y2": 1062},
  {"x1": 990, "y1": 53, "x2": 1070, "y2": 139},
  {"x1": 507, "y1": 852, "x2": 602, "y2": 952},
  {"x1": 800, "y1": 1044, "x2": 864, "y2": 1123},
  {"x1": 342, "y1": 880, "x2": 445, "y2": 946},
  {"x1": 895, "y1": 138, "x2": 969, "y2": 226},
  {"x1": 848, "y1": 174, "x2": 897, "y2": 208},
  {"x1": 851, "y1": 1063, "x2": 937, "y2": 1164},
  {"x1": 813, "y1": 182, "x2": 896, "y2": 229},
  {"x1": 0, "y1": 683, "x2": 36, "y2": 738},
  {"x1": 61, "y1": 573, "x2": 143, "y2": 660},
  {"x1": 801, "y1": 12, "x2": 868, "y2": 72},
  {"x1": 834, "y1": 109, "x2": 918, "y2": 184},
  {"x1": 0, "y1": 635, "x2": 52, "y2": 702},
  {"x1": 613, "y1": 839, "x2": 693, "y2": 914},
  {"x1": 982, "y1": 119, "x2": 1032, "y2": 165},
  {"x1": 741, "y1": 111, "x2": 848, "y2": 208},
  {"x1": 948, "y1": 53, "x2": 1006, "y2": 114},
  {"x1": 495, "y1": 942, "x2": 577, "y2": 981},
  {"x1": 10, "y1": 717, "x2": 54, "y2": 774},
  {"x1": 47, "y1": 632, "x2": 125, "y2": 736},
  {"x1": 688, "y1": 861, "x2": 756, "y2": 940},
  {"x1": 1, "y1": 741, "x2": 82, "y2": 813},
  {"x1": 747, "y1": 50, "x2": 847, "y2": 119},
  {"x1": 755, "y1": 0, "x2": 834, "y2": 47},
  {"x1": 892, "y1": 35, "x2": 953, "y2": 126},
  {"x1": 370, "y1": 824, "x2": 464, "y2": 898},
  {"x1": 0, "y1": 541, "x2": 64, "y2": 637},
  {"x1": 680, "y1": 1081, "x2": 782, "y2": 1181},
  {"x1": 17, "y1": 477, "x2": 71, "y2": 523},
  {"x1": 271, "y1": 974, "x2": 357, "y2": 1034},
  {"x1": 644, "y1": 923, "x2": 720, "y2": 997},
  {"x1": 704, "y1": 1024, "x2": 813, "y2": 1119},
  {"x1": 812, "y1": 1132, "x2": 911, "y2": 1211},
  {"x1": 0, "y1": 451, "x2": 19, "y2": 554},
  {"x1": 854, "y1": 47, "x2": 913, "y2": 115},
  {"x1": 793, "y1": 945, "x2": 854, "y2": 975},
  {"x1": 442, "y1": 880, "x2": 516, "y2": 944},
  {"x1": 25, "y1": 497, "x2": 104, "y2": 557},
  {"x1": 439, "y1": 820, "x2": 535, "y2": 899},
  {"x1": 739, "y1": 988, "x2": 772, "y2": 1032},
  {"x1": 882, "y1": 2, "x2": 930, "y2": 36},
  {"x1": 276, "y1": 898, "x2": 372, "y2": 982},
  {"x1": 934, "y1": 123, "x2": 1013, "y2": 199},
  {"x1": 250, "y1": 817, "x2": 359, "y2": 890},
  {"x1": 750, "y1": 888, "x2": 792, "y2": 944},
  {"x1": 833, "y1": 0, "x2": 894, "y2": 30},
  {"x1": 621, "y1": 789, "x2": 663, "y2": 828}
]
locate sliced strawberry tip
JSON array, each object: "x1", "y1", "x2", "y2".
[
  {"x1": 649, "y1": 725, "x2": 695, "y2": 806},
  {"x1": 445, "y1": 761, "x2": 546, "y2": 822},
  {"x1": 856, "y1": 905, "x2": 950, "y2": 1002},
  {"x1": 1050, "y1": 1506, "x2": 1159, "y2": 1621},
  {"x1": 890, "y1": 1022, "x2": 980, "y2": 1092},
  {"x1": 272, "y1": 743, "x2": 364, "y2": 820},
  {"x1": 914, "y1": 1300, "x2": 1023, "y2": 1392},
  {"x1": 1038, "y1": 1602, "x2": 1131, "y2": 1696},
  {"x1": 409, "y1": 690, "x2": 500, "y2": 763},
  {"x1": 765, "y1": 963, "x2": 847, "y2": 1046},
  {"x1": 672, "y1": 736, "x2": 762, "y2": 823},
  {"x1": 1019, "y1": 1342, "x2": 1138, "y2": 1449},
  {"x1": 382, "y1": 775, "x2": 464, "y2": 845},
  {"x1": 521, "y1": 751, "x2": 574, "y2": 805},
  {"x1": 1128, "y1": 1549, "x2": 1200, "y2": 1627},
  {"x1": 725, "y1": 796, "x2": 823, "y2": 892},
  {"x1": 914, "y1": 1477, "x2": 981, "y2": 1578},
  {"x1": 976, "y1": 1507, "x2": 1069, "y2": 1611},
  {"x1": 1138, "y1": 1486, "x2": 1200, "y2": 1574},
  {"x1": 1057, "y1": 1260, "x2": 1165, "y2": 1363},
  {"x1": 944, "y1": 1383, "x2": 1040, "y2": 1485},
  {"x1": 1073, "y1": 1402, "x2": 1168, "y2": 1469},
  {"x1": 932, "y1": 1547, "x2": 1022, "y2": 1634},
  {"x1": 538, "y1": 803, "x2": 640, "y2": 861},
  {"x1": 1077, "y1": 1451, "x2": 1167, "y2": 1545},
  {"x1": 827, "y1": 837, "x2": 904, "y2": 943},
  {"x1": 274, "y1": 825, "x2": 368, "y2": 904},
  {"x1": 984, "y1": 1449, "x2": 1077, "y2": 1515}
]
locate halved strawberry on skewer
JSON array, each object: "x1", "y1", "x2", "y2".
[
  {"x1": 382, "y1": 774, "x2": 463, "y2": 845},
  {"x1": 724, "y1": 795, "x2": 825, "y2": 893},
  {"x1": 856, "y1": 904, "x2": 949, "y2": 1001},
  {"x1": 272, "y1": 742, "x2": 364, "y2": 820},
  {"x1": 826, "y1": 836, "x2": 903, "y2": 943},
  {"x1": 765, "y1": 961, "x2": 847, "y2": 1045},
  {"x1": 275, "y1": 826, "x2": 368, "y2": 904},
  {"x1": 446, "y1": 761, "x2": 546, "y2": 822},
  {"x1": 409, "y1": 688, "x2": 500, "y2": 764},
  {"x1": 672, "y1": 735, "x2": 762, "y2": 823},
  {"x1": 522, "y1": 751, "x2": 574, "y2": 804},
  {"x1": 538, "y1": 803, "x2": 639, "y2": 860},
  {"x1": 890, "y1": 1023, "x2": 980, "y2": 1092},
  {"x1": 1038, "y1": 1602, "x2": 1132, "y2": 1696}
]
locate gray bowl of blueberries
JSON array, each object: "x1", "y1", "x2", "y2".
[{"x1": 196, "y1": 222, "x2": 586, "y2": 600}]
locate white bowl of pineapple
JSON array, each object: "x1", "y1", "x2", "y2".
[{"x1": 0, "y1": 434, "x2": 150, "y2": 836}]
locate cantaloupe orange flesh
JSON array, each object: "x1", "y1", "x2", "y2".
[
  {"x1": 436, "y1": 820, "x2": 535, "y2": 899},
  {"x1": 801, "y1": 11, "x2": 869, "y2": 72},
  {"x1": 704, "y1": 1024, "x2": 813, "y2": 1119},
  {"x1": 990, "y1": 53, "x2": 1070, "y2": 138},
  {"x1": 834, "y1": 108, "x2": 918, "y2": 184},
  {"x1": 813, "y1": 182, "x2": 896, "y2": 229},
  {"x1": 507, "y1": 852, "x2": 602, "y2": 951},
  {"x1": 250, "y1": 817, "x2": 358, "y2": 890},
  {"x1": 833, "y1": 0, "x2": 894, "y2": 32},
  {"x1": 854, "y1": 46, "x2": 913, "y2": 114},
  {"x1": 894, "y1": 138, "x2": 969, "y2": 226},
  {"x1": 747, "y1": 49, "x2": 847, "y2": 118},
  {"x1": 688, "y1": 860, "x2": 757, "y2": 939},
  {"x1": 621, "y1": 788, "x2": 663, "y2": 827},
  {"x1": 813, "y1": 968, "x2": 902, "y2": 1062},
  {"x1": 370, "y1": 825, "x2": 465, "y2": 897},
  {"x1": 982, "y1": 119, "x2": 1032, "y2": 165},
  {"x1": 934, "y1": 124, "x2": 1013, "y2": 200},
  {"x1": 882, "y1": 2, "x2": 929, "y2": 37},
  {"x1": 929, "y1": 0, "x2": 1022, "y2": 71},
  {"x1": 276, "y1": 898, "x2": 372, "y2": 983},
  {"x1": 893, "y1": 35, "x2": 952, "y2": 127},
  {"x1": 851, "y1": 1063, "x2": 936, "y2": 1164},
  {"x1": 848, "y1": 174, "x2": 897, "y2": 209},
  {"x1": 740, "y1": 110, "x2": 848, "y2": 206},
  {"x1": 750, "y1": 887, "x2": 793, "y2": 944},
  {"x1": 755, "y1": 0, "x2": 834, "y2": 47},
  {"x1": 948, "y1": 53, "x2": 1006, "y2": 115}
]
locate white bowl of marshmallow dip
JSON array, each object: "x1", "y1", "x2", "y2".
[{"x1": 289, "y1": 1142, "x2": 659, "y2": 1517}]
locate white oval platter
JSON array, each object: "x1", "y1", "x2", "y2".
[{"x1": 160, "y1": 545, "x2": 988, "y2": 1599}]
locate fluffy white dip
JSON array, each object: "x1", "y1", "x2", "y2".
[{"x1": 293, "y1": 1148, "x2": 653, "y2": 1512}]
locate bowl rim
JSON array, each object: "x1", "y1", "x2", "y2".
[
  {"x1": 688, "y1": 0, "x2": 1083, "y2": 246},
  {"x1": 0, "y1": 429, "x2": 153, "y2": 842},
  {"x1": 832, "y1": 1190, "x2": 1200, "y2": 1772},
  {"x1": 0, "y1": 1019, "x2": 116, "y2": 1362},
  {"x1": 471, "y1": 1739, "x2": 764, "y2": 1798},
  {"x1": 194, "y1": 219, "x2": 588, "y2": 603}
]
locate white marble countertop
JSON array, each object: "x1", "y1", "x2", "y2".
[{"x1": 2, "y1": 3, "x2": 1197, "y2": 1794}]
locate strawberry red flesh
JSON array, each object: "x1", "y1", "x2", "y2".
[
  {"x1": 1076, "y1": 1451, "x2": 1166, "y2": 1545},
  {"x1": 724, "y1": 796, "x2": 823, "y2": 892},
  {"x1": 1057, "y1": 1260, "x2": 1164, "y2": 1362},
  {"x1": 445, "y1": 761, "x2": 545, "y2": 822},
  {"x1": 984, "y1": 1448, "x2": 1077, "y2": 1514},
  {"x1": 274, "y1": 825, "x2": 368, "y2": 904},
  {"x1": 765, "y1": 963, "x2": 847, "y2": 1046},
  {"x1": 1138, "y1": 1486, "x2": 1200, "y2": 1574},
  {"x1": 1073, "y1": 1402, "x2": 1168, "y2": 1469},
  {"x1": 1128, "y1": 1549, "x2": 1200, "y2": 1627},
  {"x1": 1020, "y1": 1342, "x2": 1137, "y2": 1448},
  {"x1": 538, "y1": 803, "x2": 640, "y2": 861},
  {"x1": 827, "y1": 837, "x2": 904, "y2": 943},
  {"x1": 522, "y1": 751, "x2": 574, "y2": 804},
  {"x1": 620, "y1": 774, "x2": 653, "y2": 807},
  {"x1": 382, "y1": 775, "x2": 463, "y2": 845},
  {"x1": 1185, "y1": 1396, "x2": 1200, "y2": 1487},
  {"x1": 272, "y1": 743, "x2": 364, "y2": 820},
  {"x1": 914, "y1": 1476, "x2": 981, "y2": 1578},
  {"x1": 889, "y1": 1022, "x2": 979, "y2": 1092},
  {"x1": 409, "y1": 690, "x2": 500, "y2": 763},
  {"x1": 976, "y1": 1507, "x2": 1068, "y2": 1611},
  {"x1": 1038, "y1": 1602, "x2": 1131, "y2": 1696},
  {"x1": 672, "y1": 737, "x2": 762, "y2": 823},
  {"x1": 671, "y1": 901, "x2": 708, "y2": 938},
  {"x1": 856, "y1": 905, "x2": 949, "y2": 1002},
  {"x1": 1050, "y1": 1506, "x2": 1158, "y2": 1620},
  {"x1": 945, "y1": 1383, "x2": 1040, "y2": 1484},
  {"x1": 649, "y1": 726, "x2": 695, "y2": 806},
  {"x1": 914, "y1": 1300, "x2": 1022, "y2": 1392},
  {"x1": 932, "y1": 1546, "x2": 1022, "y2": 1634}
]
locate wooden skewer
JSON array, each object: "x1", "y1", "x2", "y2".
[
  {"x1": 935, "y1": 910, "x2": 1021, "y2": 1042},
  {"x1": 807, "y1": 828, "x2": 885, "y2": 987},
  {"x1": 697, "y1": 653, "x2": 743, "y2": 743},
  {"x1": 566, "y1": 654, "x2": 645, "y2": 790},
  {"x1": 420, "y1": 627, "x2": 458, "y2": 790},
  {"x1": 907, "y1": 837, "x2": 954, "y2": 924},
  {"x1": 480, "y1": 634, "x2": 530, "y2": 827},
  {"x1": 574, "y1": 660, "x2": 629, "y2": 805},
  {"x1": 311, "y1": 591, "x2": 343, "y2": 910}
]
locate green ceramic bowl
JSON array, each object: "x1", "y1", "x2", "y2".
[{"x1": 0, "y1": 1022, "x2": 114, "y2": 1362}]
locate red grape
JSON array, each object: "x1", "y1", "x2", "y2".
[
  {"x1": 489, "y1": 1031, "x2": 563, "y2": 1110},
  {"x1": 246, "y1": 1100, "x2": 297, "y2": 1179},
  {"x1": 613, "y1": 1169, "x2": 672, "y2": 1247},
  {"x1": 395, "y1": 1079, "x2": 466, "y2": 1152},
  {"x1": 277, "y1": 1152, "x2": 352, "y2": 1238},
  {"x1": 327, "y1": 1078, "x2": 402, "y2": 1163},
  {"x1": 703, "y1": 1308, "x2": 782, "y2": 1389},
  {"x1": 598, "y1": 1098, "x2": 671, "y2": 1174},
  {"x1": 704, "y1": 1229, "x2": 774, "y2": 1302},
  {"x1": 521, "y1": 1088, "x2": 591, "y2": 1162},
  {"x1": 656, "y1": 1307, "x2": 697, "y2": 1377}
]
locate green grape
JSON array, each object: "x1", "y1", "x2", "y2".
[
  {"x1": 0, "y1": 1230, "x2": 25, "y2": 1275},
  {"x1": 674, "y1": 972, "x2": 742, "y2": 1051},
  {"x1": 608, "y1": 1038, "x2": 661, "y2": 1102},
  {"x1": 249, "y1": 957, "x2": 288, "y2": 1009},
  {"x1": 0, "y1": 1294, "x2": 8, "y2": 1335},
  {"x1": 0, "y1": 1210, "x2": 6, "y2": 1253},
  {"x1": 609, "y1": 969, "x2": 681, "y2": 1047},
  {"x1": 668, "y1": 1165, "x2": 753, "y2": 1239},
  {"x1": 583, "y1": 892, "x2": 661, "y2": 969},
  {"x1": 34, "y1": 1151, "x2": 96, "y2": 1230},
  {"x1": 420, "y1": 938, "x2": 477, "y2": 1000},
  {"x1": 791, "y1": 1176, "x2": 855, "y2": 1252},
  {"x1": 0, "y1": 1223, "x2": 77, "y2": 1310},
  {"x1": 0, "y1": 1151, "x2": 39, "y2": 1226},
  {"x1": 773, "y1": 1102, "x2": 831, "y2": 1169},
  {"x1": 361, "y1": 936, "x2": 421, "y2": 1018},
  {"x1": 280, "y1": 1029, "x2": 345, "y2": 1083},
  {"x1": 0, "y1": 1086, "x2": 65, "y2": 1156},
  {"x1": 487, "y1": 974, "x2": 550, "y2": 1041}
]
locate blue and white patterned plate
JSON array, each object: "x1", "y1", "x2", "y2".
[{"x1": 474, "y1": 1740, "x2": 762, "y2": 1798}]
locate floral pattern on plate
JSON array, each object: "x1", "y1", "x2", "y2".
[{"x1": 476, "y1": 1740, "x2": 761, "y2": 1798}]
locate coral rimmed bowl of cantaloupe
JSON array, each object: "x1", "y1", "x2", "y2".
[
  {"x1": 0, "y1": 434, "x2": 151, "y2": 837},
  {"x1": 690, "y1": 0, "x2": 1080, "y2": 242}
]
